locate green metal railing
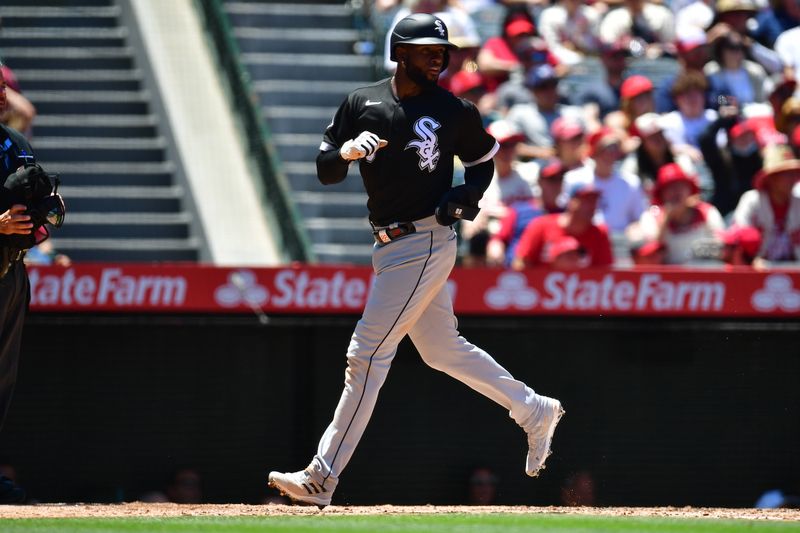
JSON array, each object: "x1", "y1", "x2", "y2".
[{"x1": 194, "y1": 0, "x2": 313, "y2": 262}]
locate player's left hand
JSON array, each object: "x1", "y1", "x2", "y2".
[{"x1": 435, "y1": 185, "x2": 481, "y2": 226}]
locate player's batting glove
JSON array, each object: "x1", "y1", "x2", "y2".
[
  {"x1": 435, "y1": 185, "x2": 482, "y2": 226},
  {"x1": 340, "y1": 131, "x2": 386, "y2": 161}
]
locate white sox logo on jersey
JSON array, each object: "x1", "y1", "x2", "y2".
[{"x1": 405, "y1": 116, "x2": 441, "y2": 172}]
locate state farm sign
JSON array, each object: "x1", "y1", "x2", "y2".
[
  {"x1": 484, "y1": 271, "x2": 725, "y2": 313},
  {"x1": 25, "y1": 264, "x2": 800, "y2": 317},
  {"x1": 29, "y1": 267, "x2": 187, "y2": 307},
  {"x1": 213, "y1": 269, "x2": 370, "y2": 310}
]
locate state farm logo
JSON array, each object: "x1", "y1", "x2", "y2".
[
  {"x1": 214, "y1": 270, "x2": 268, "y2": 308},
  {"x1": 214, "y1": 269, "x2": 369, "y2": 310},
  {"x1": 485, "y1": 272, "x2": 538, "y2": 310},
  {"x1": 482, "y1": 271, "x2": 725, "y2": 312},
  {"x1": 751, "y1": 274, "x2": 800, "y2": 312}
]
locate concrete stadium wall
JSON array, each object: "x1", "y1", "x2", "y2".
[{"x1": 2, "y1": 314, "x2": 798, "y2": 506}]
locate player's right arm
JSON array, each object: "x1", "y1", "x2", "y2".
[
  {"x1": 316, "y1": 96, "x2": 355, "y2": 185},
  {"x1": 316, "y1": 95, "x2": 386, "y2": 185}
]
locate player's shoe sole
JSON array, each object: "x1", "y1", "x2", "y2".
[
  {"x1": 525, "y1": 397, "x2": 565, "y2": 477},
  {"x1": 268, "y1": 470, "x2": 332, "y2": 509}
]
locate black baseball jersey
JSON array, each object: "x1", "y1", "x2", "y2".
[
  {"x1": 0, "y1": 124, "x2": 36, "y2": 251},
  {"x1": 320, "y1": 78, "x2": 498, "y2": 227}
]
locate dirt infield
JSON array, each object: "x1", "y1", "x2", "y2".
[{"x1": 0, "y1": 503, "x2": 799, "y2": 521}]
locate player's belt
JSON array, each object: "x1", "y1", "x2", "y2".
[{"x1": 371, "y1": 221, "x2": 416, "y2": 246}]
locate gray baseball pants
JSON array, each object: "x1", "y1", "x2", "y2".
[{"x1": 309, "y1": 215, "x2": 542, "y2": 486}]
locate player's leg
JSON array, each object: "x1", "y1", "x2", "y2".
[
  {"x1": 270, "y1": 221, "x2": 457, "y2": 505},
  {"x1": 408, "y1": 285, "x2": 564, "y2": 477}
]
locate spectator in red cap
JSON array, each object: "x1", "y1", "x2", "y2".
[
  {"x1": 447, "y1": 69, "x2": 494, "y2": 121},
  {"x1": 477, "y1": 9, "x2": 538, "y2": 93},
  {"x1": 513, "y1": 181, "x2": 613, "y2": 269},
  {"x1": 563, "y1": 127, "x2": 647, "y2": 233},
  {"x1": 461, "y1": 119, "x2": 534, "y2": 266},
  {"x1": 699, "y1": 99, "x2": 763, "y2": 216},
  {"x1": 550, "y1": 117, "x2": 587, "y2": 173},
  {"x1": 605, "y1": 74, "x2": 655, "y2": 147},
  {"x1": 598, "y1": 0, "x2": 675, "y2": 59},
  {"x1": 732, "y1": 143, "x2": 800, "y2": 262},
  {"x1": 630, "y1": 163, "x2": 725, "y2": 264},
  {"x1": 487, "y1": 161, "x2": 566, "y2": 267},
  {"x1": 719, "y1": 224, "x2": 764, "y2": 268},
  {"x1": 537, "y1": 0, "x2": 601, "y2": 66}
]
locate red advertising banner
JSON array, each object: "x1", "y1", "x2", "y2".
[{"x1": 26, "y1": 263, "x2": 800, "y2": 317}]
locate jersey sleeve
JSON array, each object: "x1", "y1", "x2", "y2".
[
  {"x1": 455, "y1": 99, "x2": 499, "y2": 168},
  {"x1": 320, "y1": 95, "x2": 357, "y2": 152}
]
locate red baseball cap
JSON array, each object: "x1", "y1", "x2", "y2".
[
  {"x1": 587, "y1": 127, "x2": 621, "y2": 157},
  {"x1": 487, "y1": 119, "x2": 526, "y2": 145},
  {"x1": 506, "y1": 18, "x2": 535, "y2": 38},
  {"x1": 539, "y1": 160, "x2": 565, "y2": 181},
  {"x1": 721, "y1": 225, "x2": 762, "y2": 258},
  {"x1": 551, "y1": 117, "x2": 584, "y2": 141},
  {"x1": 450, "y1": 69, "x2": 485, "y2": 97},
  {"x1": 620, "y1": 75, "x2": 654, "y2": 100},
  {"x1": 652, "y1": 163, "x2": 699, "y2": 204},
  {"x1": 729, "y1": 120, "x2": 754, "y2": 141}
]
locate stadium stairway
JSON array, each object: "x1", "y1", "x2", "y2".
[
  {"x1": 224, "y1": 0, "x2": 377, "y2": 264},
  {"x1": 0, "y1": 0, "x2": 204, "y2": 262}
]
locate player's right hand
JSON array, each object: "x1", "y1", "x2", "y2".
[
  {"x1": 340, "y1": 131, "x2": 387, "y2": 161},
  {"x1": 0, "y1": 205, "x2": 33, "y2": 235}
]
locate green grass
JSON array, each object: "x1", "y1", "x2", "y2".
[{"x1": 1, "y1": 514, "x2": 799, "y2": 533}]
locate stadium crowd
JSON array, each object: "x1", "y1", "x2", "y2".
[{"x1": 368, "y1": 0, "x2": 800, "y2": 269}]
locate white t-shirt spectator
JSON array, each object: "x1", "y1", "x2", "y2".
[
  {"x1": 775, "y1": 27, "x2": 800, "y2": 75},
  {"x1": 599, "y1": 3, "x2": 675, "y2": 46},
  {"x1": 661, "y1": 109, "x2": 719, "y2": 149},
  {"x1": 563, "y1": 164, "x2": 647, "y2": 232},
  {"x1": 637, "y1": 203, "x2": 725, "y2": 264},
  {"x1": 537, "y1": 3, "x2": 601, "y2": 66}
]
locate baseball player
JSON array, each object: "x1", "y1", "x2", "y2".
[{"x1": 268, "y1": 14, "x2": 564, "y2": 507}]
